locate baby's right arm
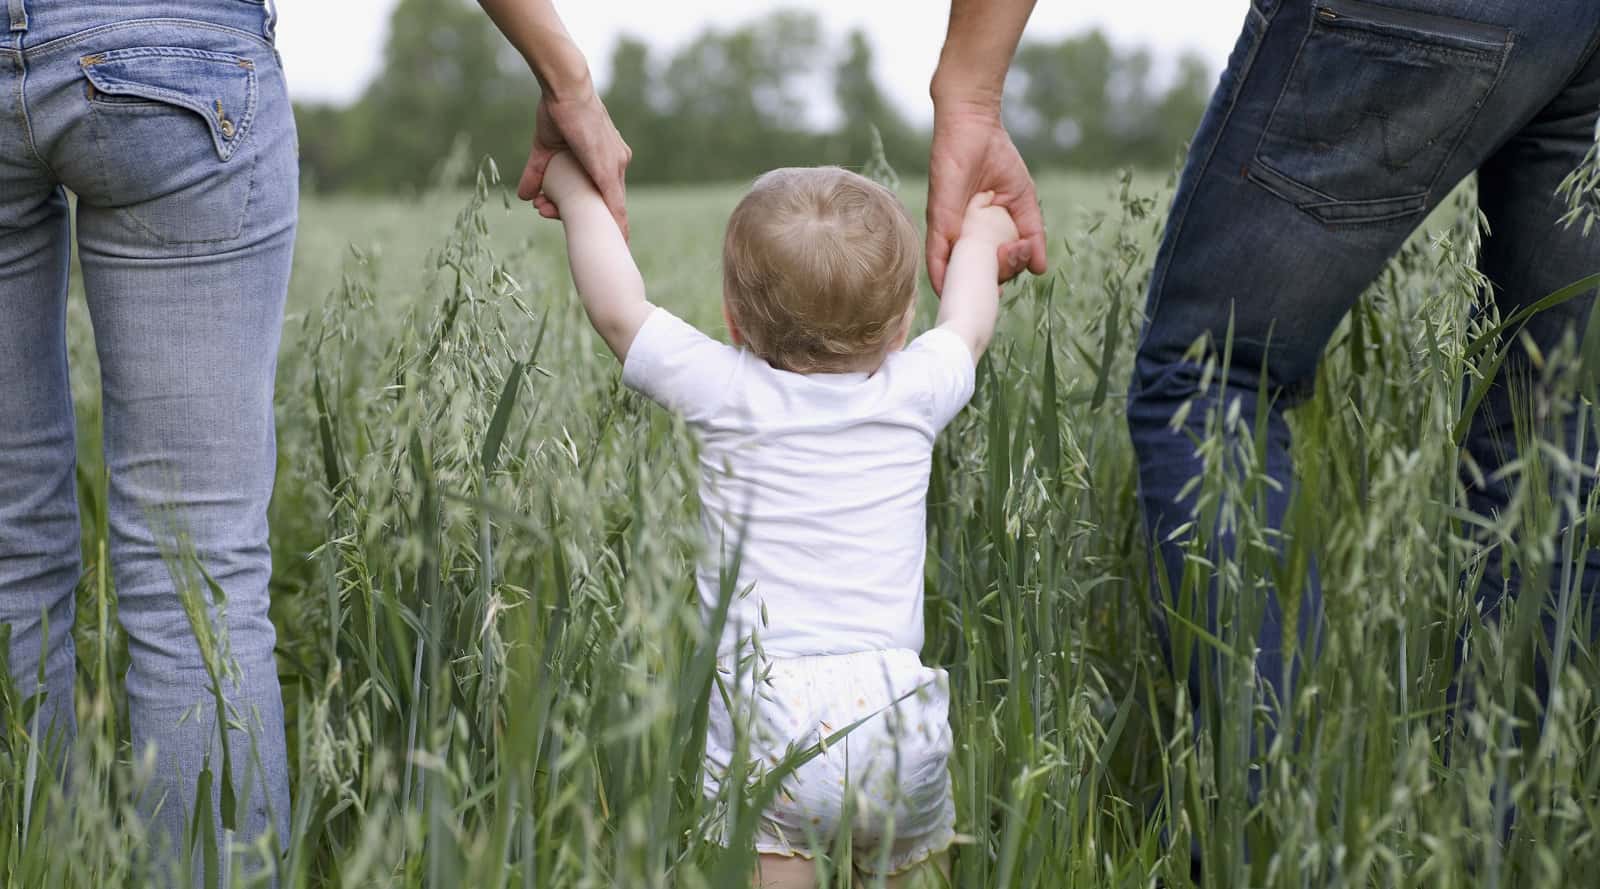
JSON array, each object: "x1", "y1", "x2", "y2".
[
  {"x1": 541, "y1": 152, "x2": 654, "y2": 361},
  {"x1": 935, "y1": 192, "x2": 1021, "y2": 362}
]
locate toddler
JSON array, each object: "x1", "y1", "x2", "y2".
[{"x1": 540, "y1": 152, "x2": 1018, "y2": 887}]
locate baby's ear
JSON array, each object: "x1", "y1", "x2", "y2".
[
  {"x1": 892, "y1": 306, "x2": 915, "y2": 350},
  {"x1": 722, "y1": 301, "x2": 745, "y2": 346}
]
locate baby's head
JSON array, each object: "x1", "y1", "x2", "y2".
[{"x1": 722, "y1": 167, "x2": 921, "y2": 374}]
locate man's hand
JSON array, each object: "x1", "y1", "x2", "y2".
[
  {"x1": 926, "y1": 103, "x2": 1046, "y2": 295},
  {"x1": 523, "y1": 88, "x2": 632, "y2": 238}
]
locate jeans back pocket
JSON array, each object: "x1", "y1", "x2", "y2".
[
  {"x1": 1249, "y1": 0, "x2": 1511, "y2": 225},
  {"x1": 81, "y1": 46, "x2": 259, "y2": 244}
]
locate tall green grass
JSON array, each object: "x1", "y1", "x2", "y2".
[{"x1": 2, "y1": 163, "x2": 1598, "y2": 888}]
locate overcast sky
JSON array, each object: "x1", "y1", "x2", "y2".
[{"x1": 274, "y1": 1, "x2": 1248, "y2": 121}]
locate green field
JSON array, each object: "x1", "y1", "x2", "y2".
[{"x1": 5, "y1": 166, "x2": 1600, "y2": 888}]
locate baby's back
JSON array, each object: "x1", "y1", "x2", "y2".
[{"x1": 621, "y1": 309, "x2": 975, "y2": 658}]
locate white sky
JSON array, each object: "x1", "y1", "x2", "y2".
[{"x1": 274, "y1": 1, "x2": 1248, "y2": 122}]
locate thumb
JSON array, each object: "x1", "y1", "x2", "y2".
[
  {"x1": 518, "y1": 146, "x2": 555, "y2": 202},
  {"x1": 596, "y1": 176, "x2": 630, "y2": 241},
  {"x1": 927, "y1": 229, "x2": 952, "y2": 296}
]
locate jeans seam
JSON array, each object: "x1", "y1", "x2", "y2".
[
  {"x1": 24, "y1": 19, "x2": 277, "y2": 60},
  {"x1": 1547, "y1": 22, "x2": 1600, "y2": 103},
  {"x1": 87, "y1": 103, "x2": 259, "y2": 245},
  {"x1": 1139, "y1": 3, "x2": 1276, "y2": 351},
  {"x1": 1246, "y1": 6, "x2": 1512, "y2": 228},
  {"x1": 14, "y1": 52, "x2": 55, "y2": 180},
  {"x1": 1246, "y1": 161, "x2": 1429, "y2": 226},
  {"x1": 82, "y1": 51, "x2": 260, "y2": 163},
  {"x1": 1245, "y1": 4, "x2": 1319, "y2": 199},
  {"x1": 1421, "y1": 31, "x2": 1515, "y2": 201}
]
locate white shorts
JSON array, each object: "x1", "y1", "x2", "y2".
[{"x1": 702, "y1": 648, "x2": 956, "y2": 875}]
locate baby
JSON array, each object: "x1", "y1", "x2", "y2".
[{"x1": 540, "y1": 152, "x2": 1018, "y2": 887}]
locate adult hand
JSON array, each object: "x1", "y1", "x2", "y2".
[
  {"x1": 520, "y1": 87, "x2": 632, "y2": 239},
  {"x1": 926, "y1": 103, "x2": 1046, "y2": 295}
]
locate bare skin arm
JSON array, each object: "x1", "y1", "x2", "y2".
[
  {"x1": 926, "y1": 0, "x2": 1047, "y2": 295},
  {"x1": 478, "y1": 0, "x2": 633, "y2": 236},
  {"x1": 938, "y1": 192, "x2": 1021, "y2": 361},
  {"x1": 539, "y1": 153, "x2": 653, "y2": 361}
]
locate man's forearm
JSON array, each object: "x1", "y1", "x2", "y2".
[
  {"x1": 931, "y1": 0, "x2": 1038, "y2": 110},
  {"x1": 478, "y1": 0, "x2": 592, "y2": 100}
]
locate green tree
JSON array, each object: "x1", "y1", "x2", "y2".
[
  {"x1": 296, "y1": 0, "x2": 534, "y2": 192},
  {"x1": 655, "y1": 10, "x2": 827, "y2": 180},
  {"x1": 293, "y1": 7, "x2": 1212, "y2": 193},
  {"x1": 830, "y1": 29, "x2": 921, "y2": 174},
  {"x1": 601, "y1": 38, "x2": 665, "y2": 183},
  {"x1": 1004, "y1": 30, "x2": 1211, "y2": 171}
]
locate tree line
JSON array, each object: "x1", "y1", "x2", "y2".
[{"x1": 294, "y1": 1, "x2": 1214, "y2": 193}]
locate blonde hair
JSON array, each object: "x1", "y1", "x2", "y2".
[{"x1": 722, "y1": 167, "x2": 921, "y2": 373}]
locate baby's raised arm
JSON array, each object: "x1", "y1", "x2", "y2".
[
  {"x1": 936, "y1": 192, "x2": 1022, "y2": 361},
  {"x1": 541, "y1": 152, "x2": 654, "y2": 361}
]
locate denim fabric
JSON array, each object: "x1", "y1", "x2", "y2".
[
  {"x1": 1130, "y1": 0, "x2": 1600, "y2": 757},
  {"x1": 0, "y1": 0, "x2": 294, "y2": 883}
]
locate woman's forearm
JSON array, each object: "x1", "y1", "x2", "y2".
[
  {"x1": 478, "y1": 0, "x2": 592, "y2": 100},
  {"x1": 930, "y1": 0, "x2": 1038, "y2": 110}
]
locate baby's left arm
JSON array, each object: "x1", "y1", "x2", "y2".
[
  {"x1": 541, "y1": 152, "x2": 654, "y2": 361},
  {"x1": 935, "y1": 192, "x2": 1021, "y2": 362}
]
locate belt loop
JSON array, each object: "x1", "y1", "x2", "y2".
[
  {"x1": 262, "y1": 0, "x2": 277, "y2": 43},
  {"x1": 8, "y1": 0, "x2": 27, "y2": 33}
]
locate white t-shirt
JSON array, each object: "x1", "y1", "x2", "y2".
[{"x1": 621, "y1": 307, "x2": 976, "y2": 658}]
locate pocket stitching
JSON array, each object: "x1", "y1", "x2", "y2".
[
  {"x1": 1247, "y1": 160, "x2": 1427, "y2": 226},
  {"x1": 1319, "y1": 0, "x2": 1507, "y2": 49},
  {"x1": 29, "y1": 19, "x2": 274, "y2": 59},
  {"x1": 1248, "y1": 3, "x2": 1512, "y2": 225},
  {"x1": 81, "y1": 48, "x2": 258, "y2": 161},
  {"x1": 87, "y1": 103, "x2": 259, "y2": 245}
]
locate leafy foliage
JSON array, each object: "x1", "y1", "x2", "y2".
[
  {"x1": 294, "y1": 3, "x2": 1215, "y2": 193},
  {"x1": 4, "y1": 163, "x2": 1600, "y2": 887}
]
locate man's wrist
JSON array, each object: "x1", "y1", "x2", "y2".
[{"x1": 930, "y1": 65, "x2": 1004, "y2": 117}]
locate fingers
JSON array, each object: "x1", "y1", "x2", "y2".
[
  {"x1": 966, "y1": 190, "x2": 996, "y2": 212},
  {"x1": 595, "y1": 175, "x2": 630, "y2": 241},
  {"x1": 532, "y1": 195, "x2": 560, "y2": 219},
  {"x1": 1025, "y1": 229, "x2": 1048, "y2": 276},
  {"x1": 996, "y1": 240, "x2": 1033, "y2": 283},
  {"x1": 926, "y1": 183, "x2": 966, "y2": 296},
  {"x1": 518, "y1": 147, "x2": 554, "y2": 202},
  {"x1": 927, "y1": 229, "x2": 952, "y2": 296},
  {"x1": 1005, "y1": 187, "x2": 1048, "y2": 276}
]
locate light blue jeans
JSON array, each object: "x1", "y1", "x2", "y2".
[{"x1": 0, "y1": 0, "x2": 294, "y2": 880}]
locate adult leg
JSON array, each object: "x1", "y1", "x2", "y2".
[
  {"x1": 1466, "y1": 40, "x2": 1600, "y2": 694},
  {"x1": 29, "y1": 17, "x2": 298, "y2": 880},
  {"x1": 1130, "y1": 0, "x2": 1600, "y2": 790},
  {"x1": 0, "y1": 51, "x2": 78, "y2": 751}
]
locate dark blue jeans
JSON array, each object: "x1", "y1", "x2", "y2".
[{"x1": 1130, "y1": 0, "x2": 1600, "y2": 758}]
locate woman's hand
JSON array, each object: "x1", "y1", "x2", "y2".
[
  {"x1": 477, "y1": 1, "x2": 632, "y2": 237},
  {"x1": 523, "y1": 86, "x2": 633, "y2": 238}
]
